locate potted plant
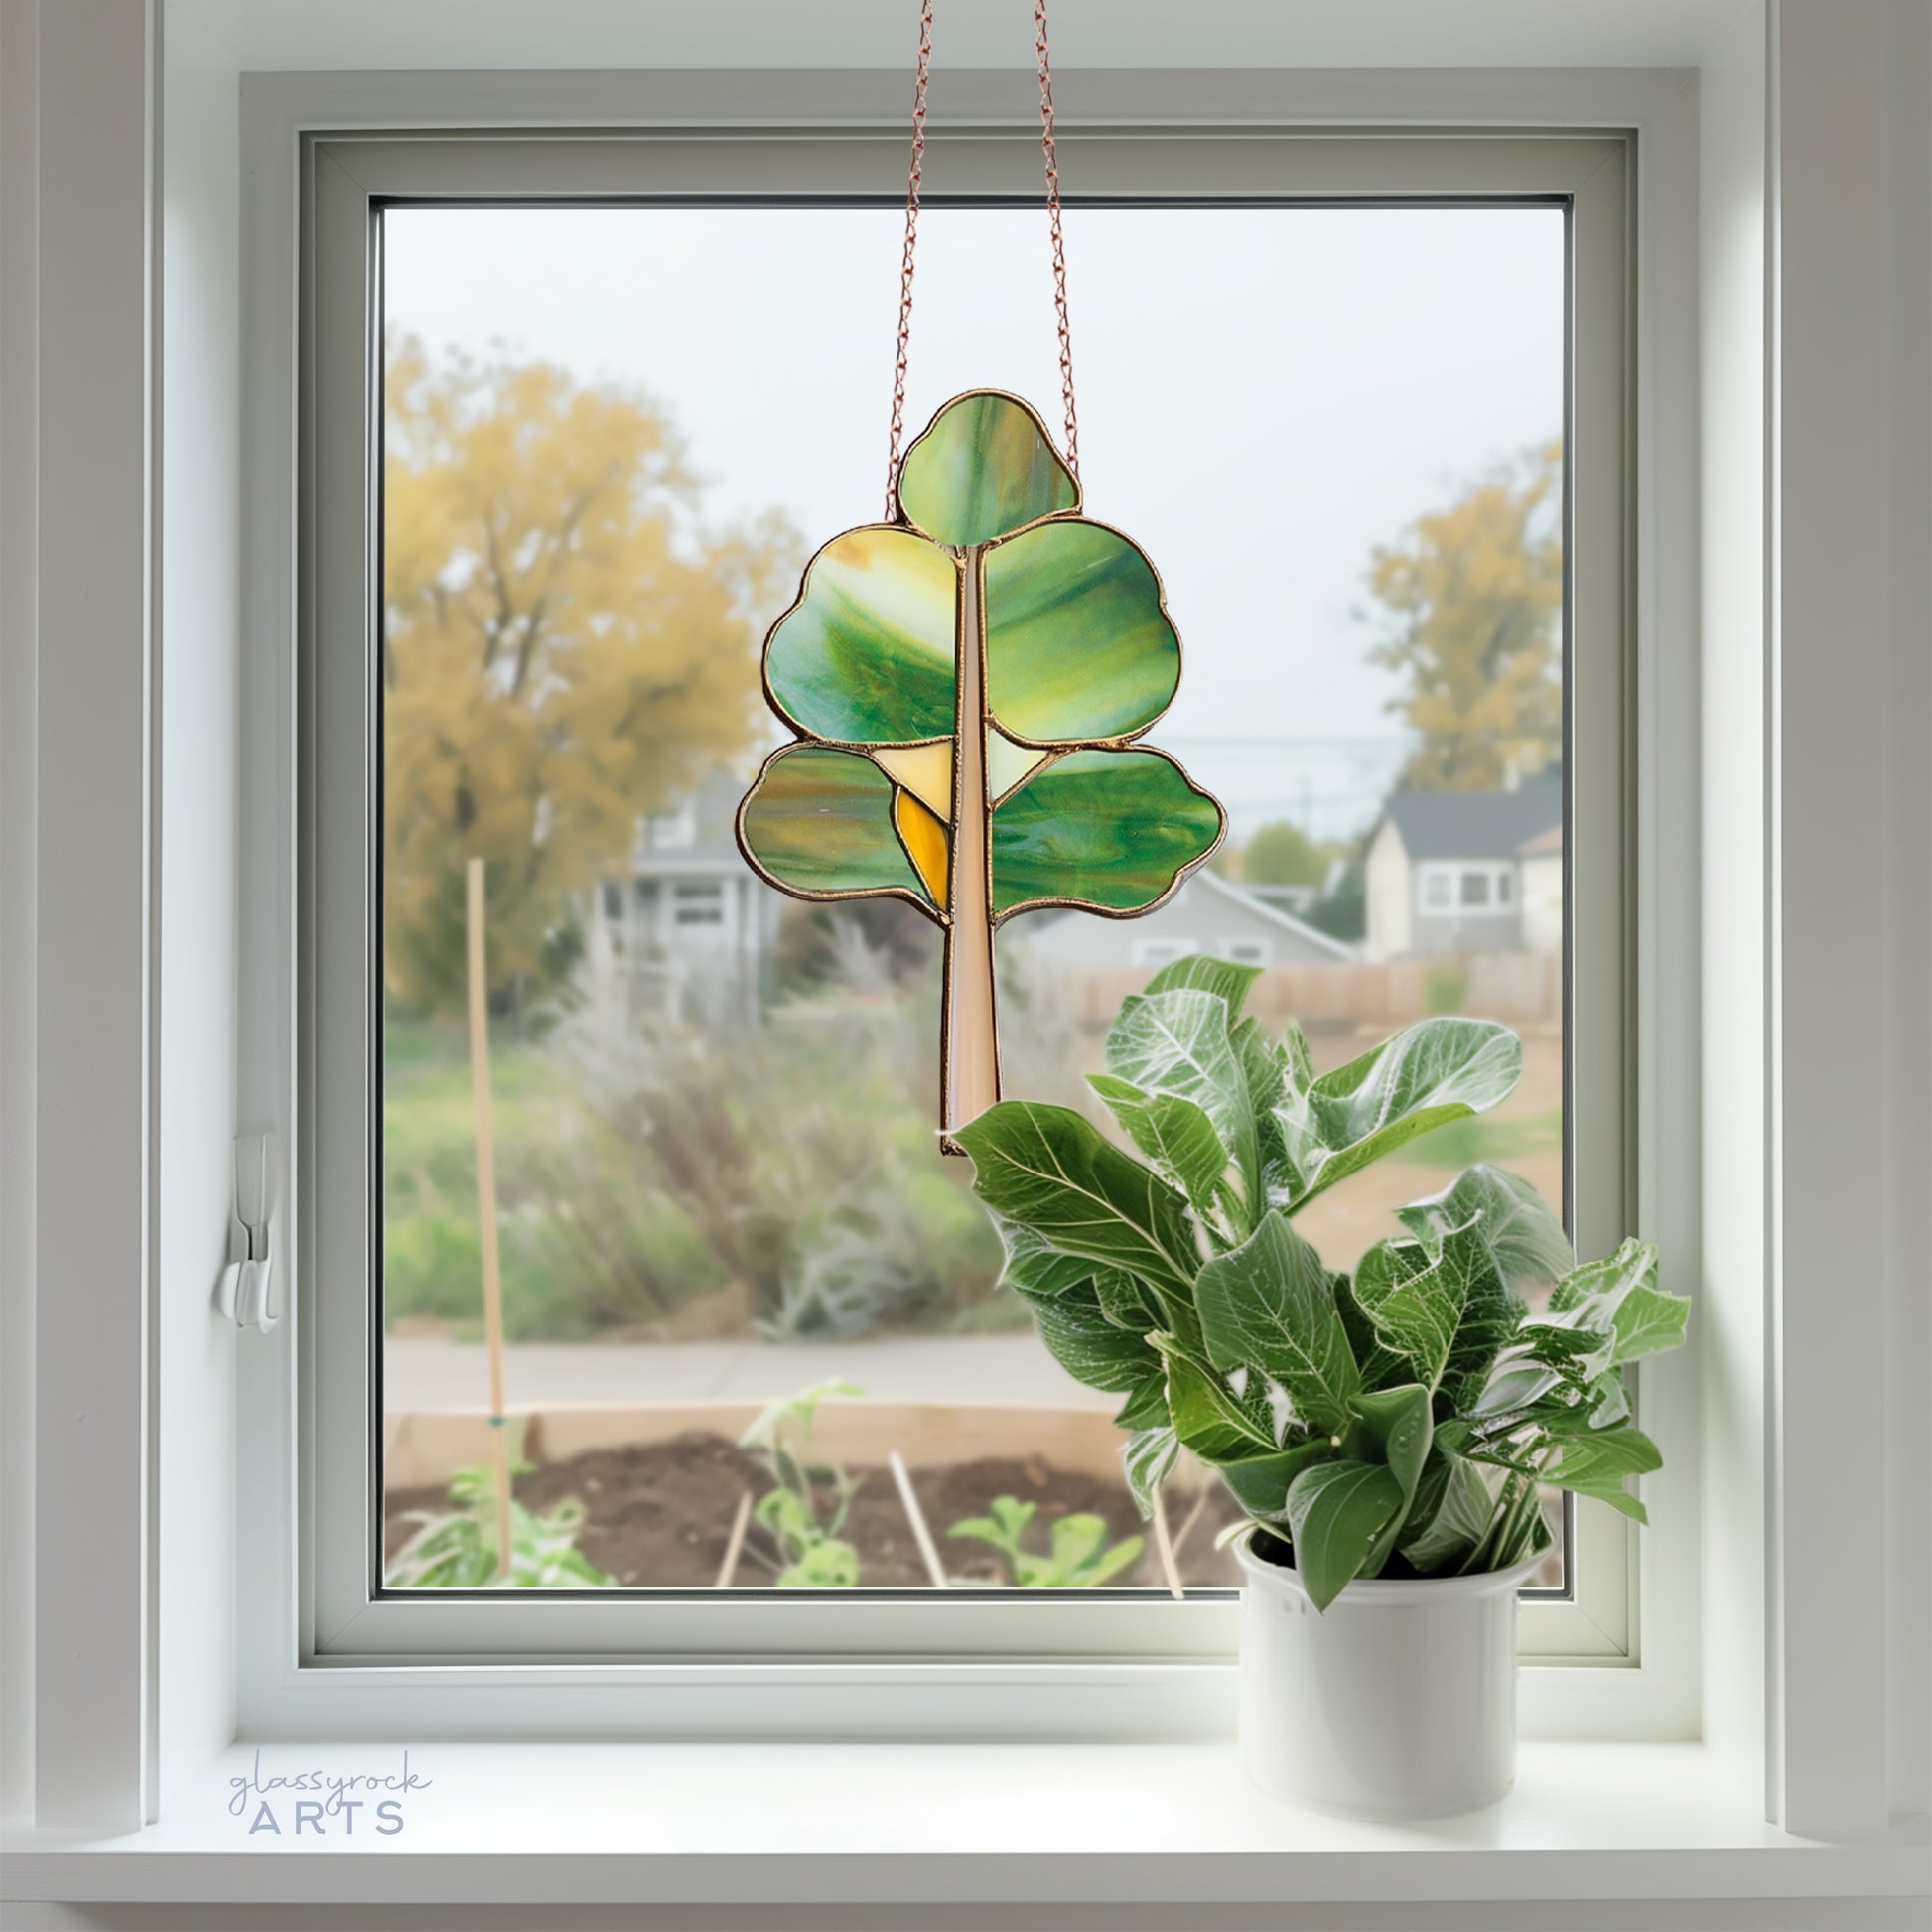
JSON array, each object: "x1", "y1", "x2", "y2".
[{"x1": 955, "y1": 955, "x2": 1688, "y2": 1819}]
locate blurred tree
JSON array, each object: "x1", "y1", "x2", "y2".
[
  {"x1": 1367, "y1": 441, "x2": 1562, "y2": 791},
  {"x1": 1241, "y1": 818, "x2": 1326, "y2": 888},
  {"x1": 382, "y1": 336, "x2": 797, "y2": 1010},
  {"x1": 1302, "y1": 860, "x2": 1365, "y2": 943}
]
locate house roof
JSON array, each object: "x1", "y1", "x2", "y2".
[
  {"x1": 1191, "y1": 870, "x2": 1357, "y2": 960},
  {"x1": 1018, "y1": 867, "x2": 1357, "y2": 965},
  {"x1": 1375, "y1": 775, "x2": 1561, "y2": 862},
  {"x1": 1517, "y1": 821, "x2": 1564, "y2": 857}
]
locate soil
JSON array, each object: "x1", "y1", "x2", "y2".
[{"x1": 384, "y1": 1432, "x2": 1250, "y2": 1590}]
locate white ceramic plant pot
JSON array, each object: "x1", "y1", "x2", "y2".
[{"x1": 1234, "y1": 1530, "x2": 1545, "y2": 1820}]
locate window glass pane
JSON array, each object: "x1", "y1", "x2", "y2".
[{"x1": 379, "y1": 204, "x2": 1565, "y2": 1594}]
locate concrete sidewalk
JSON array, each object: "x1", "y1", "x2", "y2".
[{"x1": 383, "y1": 1330, "x2": 1110, "y2": 1414}]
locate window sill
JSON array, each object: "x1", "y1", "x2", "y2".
[{"x1": 5, "y1": 1741, "x2": 1925, "y2": 1912}]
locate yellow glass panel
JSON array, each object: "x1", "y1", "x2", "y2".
[
  {"x1": 987, "y1": 727, "x2": 1050, "y2": 804},
  {"x1": 894, "y1": 786, "x2": 950, "y2": 906},
  {"x1": 873, "y1": 740, "x2": 954, "y2": 820}
]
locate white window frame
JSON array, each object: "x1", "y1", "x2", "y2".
[
  {"x1": 12, "y1": 14, "x2": 1924, "y2": 1889},
  {"x1": 280, "y1": 122, "x2": 1648, "y2": 1724}
]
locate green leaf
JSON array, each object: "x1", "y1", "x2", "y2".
[
  {"x1": 1400, "y1": 1443, "x2": 1499, "y2": 1574},
  {"x1": 740, "y1": 1378, "x2": 866, "y2": 1453},
  {"x1": 1102, "y1": 989, "x2": 1257, "y2": 1206},
  {"x1": 1123, "y1": 1426, "x2": 1179, "y2": 1516},
  {"x1": 1277, "y1": 1018, "x2": 1524, "y2": 1211},
  {"x1": 1394, "y1": 1163, "x2": 1573, "y2": 1299},
  {"x1": 1281, "y1": 1018, "x2": 1315, "y2": 1095},
  {"x1": 1215, "y1": 1439, "x2": 1334, "y2": 1525},
  {"x1": 984, "y1": 518, "x2": 1180, "y2": 741},
  {"x1": 1485, "y1": 1240, "x2": 1684, "y2": 1421},
  {"x1": 897, "y1": 391, "x2": 1078, "y2": 546},
  {"x1": 762, "y1": 526, "x2": 959, "y2": 744},
  {"x1": 993, "y1": 1215, "x2": 1097, "y2": 1305},
  {"x1": 1086, "y1": 1074, "x2": 1230, "y2": 1218},
  {"x1": 955, "y1": 1100, "x2": 1201, "y2": 1305},
  {"x1": 1544, "y1": 1423, "x2": 1663, "y2": 1523},
  {"x1": 1112, "y1": 1373, "x2": 1172, "y2": 1433},
  {"x1": 1352, "y1": 1219, "x2": 1520, "y2": 1405},
  {"x1": 777, "y1": 1539, "x2": 861, "y2": 1588},
  {"x1": 1091, "y1": 1267, "x2": 1163, "y2": 1331},
  {"x1": 1160, "y1": 1345, "x2": 1283, "y2": 1460},
  {"x1": 1585, "y1": 1367, "x2": 1632, "y2": 1428},
  {"x1": 1469, "y1": 1371, "x2": 1552, "y2": 1422},
  {"x1": 991, "y1": 749, "x2": 1224, "y2": 917},
  {"x1": 947, "y1": 1496, "x2": 1033, "y2": 1566},
  {"x1": 1285, "y1": 1459, "x2": 1407, "y2": 1612},
  {"x1": 1339, "y1": 1382, "x2": 1434, "y2": 1576},
  {"x1": 1232, "y1": 1017, "x2": 1292, "y2": 1207},
  {"x1": 1059, "y1": 1520, "x2": 1145, "y2": 1587},
  {"x1": 1141, "y1": 953, "x2": 1264, "y2": 1015},
  {"x1": 1192, "y1": 1210, "x2": 1360, "y2": 1434},
  {"x1": 1031, "y1": 1285, "x2": 1162, "y2": 1396},
  {"x1": 738, "y1": 745, "x2": 932, "y2": 906},
  {"x1": 1547, "y1": 1238, "x2": 1686, "y2": 1366}
]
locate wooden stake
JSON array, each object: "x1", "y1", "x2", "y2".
[
  {"x1": 890, "y1": 1450, "x2": 950, "y2": 1588},
  {"x1": 1150, "y1": 1483, "x2": 1185, "y2": 1600},
  {"x1": 715, "y1": 1490, "x2": 754, "y2": 1590},
  {"x1": 465, "y1": 857, "x2": 514, "y2": 1584},
  {"x1": 1170, "y1": 1486, "x2": 1211, "y2": 1567}
]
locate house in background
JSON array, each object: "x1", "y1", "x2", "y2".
[
  {"x1": 1516, "y1": 819, "x2": 1564, "y2": 956},
  {"x1": 1016, "y1": 868, "x2": 1356, "y2": 976},
  {"x1": 592, "y1": 767, "x2": 778, "y2": 1023},
  {"x1": 1362, "y1": 774, "x2": 1562, "y2": 961}
]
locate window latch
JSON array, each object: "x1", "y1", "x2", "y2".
[{"x1": 216, "y1": 1133, "x2": 278, "y2": 1332}]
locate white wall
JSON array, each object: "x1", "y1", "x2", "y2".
[
  {"x1": 0, "y1": 0, "x2": 43, "y2": 1830},
  {"x1": 1518, "y1": 852, "x2": 1562, "y2": 957},
  {"x1": 1769, "y1": 0, "x2": 1932, "y2": 1835},
  {"x1": 1873, "y1": 0, "x2": 1932, "y2": 1831},
  {"x1": 155, "y1": 0, "x2": 242, "y2": 1817},
  {"x1": 1361, "y1": 818, "x2": 1409, "y2": 961},
  {"x1": 1695, "y1": 0, "x2": 1768, "y2": 1802}
]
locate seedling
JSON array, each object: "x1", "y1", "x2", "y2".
[
  {"x1": 384, "y1": 1460, "x2": 612, "y2": 1589},
  {"x1": 947, "y1": 1494, "x2": 1144, "y2": 1588},
  {"x1": 740, "y1": 1378, "x2": 865, "y2": 1588}
]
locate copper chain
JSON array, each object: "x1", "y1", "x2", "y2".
[
  {"x1": 884, "y1": 0, "x2": 1081, "y2": 516},
  {"x1": 884, "y1": 0, "x2": 933, "y2": 517},
  {"x1": 1035, "y1": 0, "x2": 1079, "y2": 479}
]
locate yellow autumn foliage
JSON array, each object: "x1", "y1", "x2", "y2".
[
  {"x1": 382, "y1": 336, "x2": 797, "y2": 1009},
  {"x1": 1368, "y1": 442, "x2": 1563, "y2": 792}
]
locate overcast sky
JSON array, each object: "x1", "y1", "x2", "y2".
[{"x1": 385, "y1": 205, "x2": 1562, "y2": 836}]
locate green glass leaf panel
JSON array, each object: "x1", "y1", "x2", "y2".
[
  {"x1": 738, "y1": 745, "x2": 929, "y2": 904},
  {"x1": 896, "y1": 392, "x2": 1078, "y2": 547},
  {"x1": 763, "y1": 527, "x2": 958, "y2": 745},
  {"x1": 990, "y1": 749, "x2": 1223, "y2": 917},
  {"x1": 984, "y1": 519, "x2": 1180, "y2": 743}
]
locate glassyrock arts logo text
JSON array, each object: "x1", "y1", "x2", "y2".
[{"x1": 227, "y1": 1749, "x2": 432, "y2": 1838}]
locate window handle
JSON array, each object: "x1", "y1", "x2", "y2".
[{"x1": 216, "y1": 1133, "x2": 278, "y2": 1333}]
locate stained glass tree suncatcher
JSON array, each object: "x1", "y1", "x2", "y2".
[
  {"x1": 737, "y1": 394, "x2": 1223, "y2": 1148},
  {"x1": 735, "y1": 3, "x2": 1225, "y2": 1150}
]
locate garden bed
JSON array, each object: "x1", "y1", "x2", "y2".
[{"x1": 383, "y1": 1430, "x2": 1250, "y2": 1590}]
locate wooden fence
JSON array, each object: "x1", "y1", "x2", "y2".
[{"x1": 1044, "y1": 952, "x2": 1561, "y2": 1032}]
